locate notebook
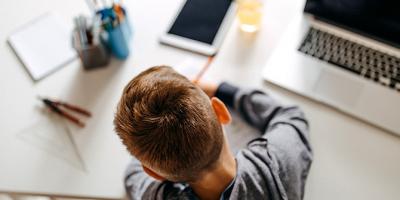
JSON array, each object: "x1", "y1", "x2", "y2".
[
  {"x1": 173, "y1": 58, "x2": 212, "y2": 82},
  {"x1": 8, "y1": 13, "x2": 77, "y2": 81}
]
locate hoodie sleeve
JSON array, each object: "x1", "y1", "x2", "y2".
[{"x1": 215, "y1": 82, "x2": 313, "y2": 200}]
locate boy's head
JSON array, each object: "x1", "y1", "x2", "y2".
[{"x1": 114, "y1": 66, "x2": 227, "y2": 182}]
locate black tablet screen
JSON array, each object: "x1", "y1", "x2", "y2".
[{"x1": 168, "y1": 0, "x2": 233, "y2": 45}]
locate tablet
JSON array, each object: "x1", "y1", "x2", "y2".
[{"x1": 160, "y1": 0, "x2": 237, "y2": 55}]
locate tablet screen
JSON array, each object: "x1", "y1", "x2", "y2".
[{"x1": 168, "y1": 0, "x2": 233, "y2": 45}]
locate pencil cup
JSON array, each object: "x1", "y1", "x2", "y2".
[
  {"x1": 72, "y1": 30, "x2": 110, "y2": 70},
  {"x1": 106, "y1": 18, "x2": 133, "y2": 60}
]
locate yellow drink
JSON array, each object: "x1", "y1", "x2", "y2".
[{"x1": 237, "y1": 0, "x2": 263, "y2": 32}]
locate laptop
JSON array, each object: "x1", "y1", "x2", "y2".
[{"x1": 262, "y1": 0, "x2": 400, "y2": 135}]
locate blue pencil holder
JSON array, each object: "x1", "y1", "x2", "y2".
[{"x1": 106, "y1": 18, "x2": 133, "y2": 60}]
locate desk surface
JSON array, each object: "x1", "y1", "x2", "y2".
[{"x1": 1, "y1": 0, "x2": 400, "y2": 199}]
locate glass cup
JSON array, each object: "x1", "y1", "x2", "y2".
[{"x1": 237, "y1": 0, "x2": 263, "y2": 33}]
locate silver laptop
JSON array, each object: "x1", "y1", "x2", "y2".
[{"x1": 262, "y1": 0, "x2": 400, "y2": 135}]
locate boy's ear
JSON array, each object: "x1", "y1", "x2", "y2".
[
  {"x1": 211, "y1": 97, "x2": 231, "y2": 125},
  {"x1": 142, "y1": 165, "x2": 166, "y2": 181}
]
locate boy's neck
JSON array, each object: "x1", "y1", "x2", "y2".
[{"x1": 189, "y1": 141, "x2": 237, "y2": 200}]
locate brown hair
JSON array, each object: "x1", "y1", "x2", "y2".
[{"x1": 114, "y1": 66, "x2": 223, "y2": 182}]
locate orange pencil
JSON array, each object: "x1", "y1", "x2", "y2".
[{"x1": 193, "y1": 56, "x2": 214, "y2": 84}]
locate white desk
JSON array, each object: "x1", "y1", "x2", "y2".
[{"x1": 1, "y1": 0, "x2": 400, "y2": 199}]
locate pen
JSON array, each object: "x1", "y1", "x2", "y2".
[{"x1": 74, "y1": 18, "x2": 85, "y2": 48}]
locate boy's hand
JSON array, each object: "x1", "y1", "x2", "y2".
[{"x1": 195, "y1": 81, "x2": 218, "y2": 98}]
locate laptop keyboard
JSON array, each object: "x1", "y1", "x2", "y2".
[{"x1": 298, "y1": 27, "x2": 400, "y2": 92}]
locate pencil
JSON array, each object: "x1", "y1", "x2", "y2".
[{"x1": 193, "y1": 56, "x2": 214, "y2": 84}]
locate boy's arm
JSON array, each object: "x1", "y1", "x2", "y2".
[{"x1": 214, "y1": 82, "x2": 313, "y2": 199}]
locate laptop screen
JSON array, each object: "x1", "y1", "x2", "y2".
[{"x1": 304, "y1": 0, "x2": 400, "y2": 48}]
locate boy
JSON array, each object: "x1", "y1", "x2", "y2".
[{"x1": 114, "y1": 66, "x2": 313, "y2": 200}]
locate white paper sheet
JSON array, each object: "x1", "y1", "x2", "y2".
[
  {"x1": 173, "y1": 58, "x2": 204, "y2": 80},
  {"x1": 8, "y1": 13, "x2": 76, "y2": 81}
]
